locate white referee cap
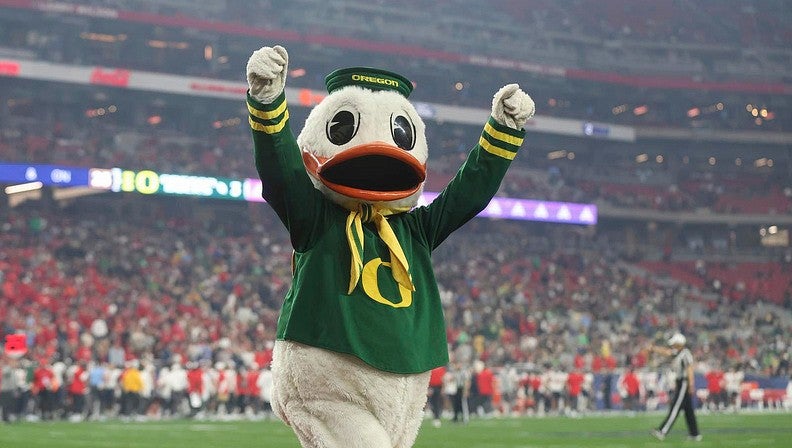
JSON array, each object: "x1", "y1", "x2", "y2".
[{"x1": 667, "y1": 333, "x2": 686, "y2": 346}]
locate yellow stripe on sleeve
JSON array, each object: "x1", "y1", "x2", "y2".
[
  {"x1": 484, "y1": 122, "x2": 524, "y2": 147},
  {"x1": 478, "y1": 136, "x2": 517, "y2": 160},
  {"x1": 247, "y1": 99, "x2": 287, "y2": 121},
  {"x1": 248, "y1": 110, "x2": 290, "y2": 134}
]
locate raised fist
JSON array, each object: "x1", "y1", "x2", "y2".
[
  {"x1": 246, "y1": 45, "x2": 289, "y2": 104},
  {"x1": 491, "y1": 84, "x2": 535, "y2": 130}
]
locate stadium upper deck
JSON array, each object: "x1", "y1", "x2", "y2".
[{"x1": 1, "y1": 0, "x2": 791, "y2": 132}]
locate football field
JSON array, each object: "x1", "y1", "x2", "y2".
[{"x1": 0, "y1": 412, "x2": 789, "y2": 447}]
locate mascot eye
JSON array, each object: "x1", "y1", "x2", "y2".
[
  {"x1": 391, "y1": 114, "x2": 415, "y2": 151},
  {"x1": 326, "y1": 110, "x2": 360, "y2": 146}
]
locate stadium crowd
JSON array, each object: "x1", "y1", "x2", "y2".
[
  {"x1": 1, "y1": 198, "x2": 789, "y2": 422},
  {"x1": 1, "y1": 105, "x2": 789, "y2": 216},
  {"x1": 1, "y1": 0, "x2": 790, "y2": 131},
  {"x1": 5, "y1": 0, "x2": 790, "y2": 72}
]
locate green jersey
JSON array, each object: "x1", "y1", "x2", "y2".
[{"x1": 248, "y1": 91, "x2": 525, "y2": 374}]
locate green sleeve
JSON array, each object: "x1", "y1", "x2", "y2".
[
  {"x1": 247, "y1": 91, "x2": 325, "y2": 251},
  {"x1": 411, "y1": 116, "x2": 526, "y2": 250}
]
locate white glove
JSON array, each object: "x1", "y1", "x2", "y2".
[
  {"x1": 491, "y1": 84, "x2": 535, "y2": 130},
  {"x1": 246, "y1": 45, "x2": 289, "y2": 104}
]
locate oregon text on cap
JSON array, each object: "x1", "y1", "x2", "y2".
[
  {"x1": 325, "y1": 67, "x2": 413, "y2": 98},
  {"x1": 351, "y1": 74, "x2": 400, "y2": 88}
]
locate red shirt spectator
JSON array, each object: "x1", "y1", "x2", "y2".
[
  {"x1": 573, "y1": 353, "x2": 585, "y2": 370},
  {"x1": 476, "y1": 367, "x2": 494, "y2": 396},
  {"x1": 529, "y1": 374, "x2": 541, "y2": 393},
  {"x1": 567, "y1": 371, "x2": 585, "y2": 397},
  {"x1": 75, "y1": 345, "x2": 92, "y2": 363},
  {"x1": 246, "y1": 368, "x2": 260, "y2": 397},
  {"x1": 429, "y1": 366, "x2": 446, "y2": 388},
  {"x1": 236, "y1": 371, "x2": 248, "y2": 397},
  {"x1": 68, "y1": 365, "x2": 88, "y2": 395},
  {"x1": 706, "y1": 370, "x2": 724, "y2": 394},
  {"x1": 592, "y1": 355, "x2": 603, "y2": 373},
  {"x1": 254, "y1": 350, "x2": 272, "y2": 370},
  {"x1": 187, "y1": 367, "x2": 204, "y2": 394},
  {"x1": 621, "y1": 370, "x2": 641, "y2": 397},
  {"x1": 33, "y1": 364, "x2": 55, "y2": 394}
]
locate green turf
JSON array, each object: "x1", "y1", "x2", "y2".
[{"x1": 0, "y1": 412, "x2": 790, "y2": 447}]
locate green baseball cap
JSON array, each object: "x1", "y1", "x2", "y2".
[{"x1": 325, "y1": 67, "x2": 413, "y2": 98}]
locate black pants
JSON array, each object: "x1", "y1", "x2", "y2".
[
  {"x1": 1, "y1": 390, "x2": 16, "y2": 422},
  {"x1": 170, "y1": 391, "x2": 185, "y2": 416},
  {"x1": 657, "y1": 379, "x2": 699, "y2": 437},
  {"x1": 98, "y1": 389, "x2": 114, "y2": 415},
  {"x1": 429, "y1": 386, "x2": 443, "y2": 420},
  {"x1": 69, "y1": 393, "x2": 85, "y2": 415},
  {"x1": 568, "y1": 394, "x2": 580, "y2": 412},
  {"x1": 451, "y1": 389, "x2": 464, "y2": 422},
  {"x1": 16, "y1": 390, "x2": 30, "y2": 416},
  {"x1": 121, "y1": 392, "x2": 140, "y2": 416},
  {"x1": 38, "y1": 390, "x2": 54, "y2": 420}
]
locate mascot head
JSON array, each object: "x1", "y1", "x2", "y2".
[{"x1": 297, "y1": 67, "x2": 428, "y2": 212}]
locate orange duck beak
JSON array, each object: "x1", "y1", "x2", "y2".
[{"x1": 302, "y1": 141, "x2": 426, "y2": 202}]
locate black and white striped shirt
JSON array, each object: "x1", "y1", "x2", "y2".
[{"x1": 671, "y1": 348, "x2": 694, "y2": 380}]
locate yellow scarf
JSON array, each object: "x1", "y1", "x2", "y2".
[{"x1": 345, "y1": 203, "x2": 414, "y2": 294}]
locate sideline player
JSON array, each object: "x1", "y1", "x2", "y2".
[{"x1": 650, "y1": 333, "x2": 702, "y2": 441}]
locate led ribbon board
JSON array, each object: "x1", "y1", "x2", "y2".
[
  {"x1": 98, "y1": 168, "x2": 244, "y2": 200},
  {"x1": 0, "y1": 163, "x2": 89, "y2": 187},
  {"x1": 1, "y1": 163, "x2": 597, "y2": 224},
  {"x1": 243, "y1": 179, "x2": 597, "y2": 225}
]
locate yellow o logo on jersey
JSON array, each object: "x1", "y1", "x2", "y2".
[{"x1": 361, "y1": 258, "x2": 413, "y2": 308}]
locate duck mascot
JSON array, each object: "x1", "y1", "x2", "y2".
[{"x1": 245, "y1": 45, "x2": 534, "y2": 448}]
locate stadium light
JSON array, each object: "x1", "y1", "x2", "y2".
[
  {"x1": 212, "y1": 117, "x2": 242, "y2": 129},
  {"x1": 547, "y1": 150, "x2": 567, "y2": 160},
  {"x1": 147, "y1": 40, "x2": 189, "y2": 49},
  {"x1": 80, "y1": 32, "x2": 127, "y2": 43},
  {"x1": 5, "y1": 181, "x2": 43, "y2": 194}
]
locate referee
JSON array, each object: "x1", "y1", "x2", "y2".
[{"x1": 650, "y1": 333, "x2": 702, "y2": 441}]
